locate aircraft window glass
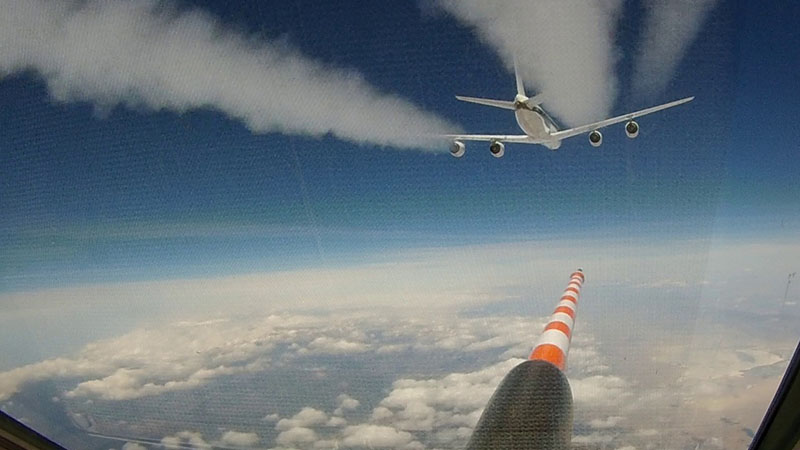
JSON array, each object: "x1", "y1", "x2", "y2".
[{"x1": 0, "y1": 1, "x2": 798, "y2": 449}]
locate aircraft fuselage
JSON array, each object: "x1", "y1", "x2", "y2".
[{"x1": 514, "y1": 104, "x2": 561, "y2": 150}]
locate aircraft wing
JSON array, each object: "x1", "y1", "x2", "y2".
[
  {"x1": 444, "y1": 134, "x2": 538, "y2": 143},
  {"x1": 549, "y1": 96, "x2": 694, "y2": 141}
]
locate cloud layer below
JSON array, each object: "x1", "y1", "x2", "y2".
[
  {"x1": 1, "y1": 238, "x2": 798, "y2": 448},
  {"x1": 0, "y1": 304, "x2": 795, "y2": 449}
]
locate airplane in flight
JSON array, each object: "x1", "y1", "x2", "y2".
[{"x1": 447, "y1": 61, "x2": 694, "y2": 158}]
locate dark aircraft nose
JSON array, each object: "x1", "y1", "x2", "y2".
[
  {"x1": 466, "y1": 359, "x2": 573, "y2": 450},
  {"x1": 467, "y1": 270, "x2": 584, "y2": 450}
]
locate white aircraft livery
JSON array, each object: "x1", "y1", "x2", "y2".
[{"x1": 447, "y1": 60, "x2": 694, "y2": 158}]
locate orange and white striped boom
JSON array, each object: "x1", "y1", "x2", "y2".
[{"x1": 529, "y1": 269, "x2": 584, "y2": 371}]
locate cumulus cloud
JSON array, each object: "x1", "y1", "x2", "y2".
[
  {"x1": 571, "y1": 375, "x2": 631, "y2": 407},
  {"x1": 0, "y1": 299, "x2": 600, "y2": 405},
  {"x1": 276, "y1": 427, "x2": 318, "y2": 447},
  {"x1": 302, "y1": 337, "x2": 370, "y2": 355},
  {"x1": 250, "y1": 325, "x2": 622, "y2": 449},
  {"x1": 121, "y1": 443, "x2": 147, "y2": 450},
  {"x1": 220, "y1": 430, "x2": 260, "y2": 447},
  {"x1": 572, "y1": 431, "x2": 615, "y2": 445},
  {"x1": 589, "y1": 415, "x2": 625, "y2": 429},
  {"x1": 632, "y1": 0, "x2": 719, "y2": 97},
  {"x1": 160, "y1": 430, "x2": 211, "y2": 449},
  {"x1": 334, "y1": 393, "x2": 361, "y2": 415},
  {"x1": 66, "y1": 364, "x2": 250, "y2": 400},
  {"x1": 327, "y1": 416, "x2": 348, "y2": 427},
  {"x1": 23, "y1": 310, "x2": 587, "y2": 448},
  {"x1": 0, "y1": 0, "x2": 457, "y2": 149},
  {"x1": 0, "y1": 313, "x2": 337, "y2": 401},
  {"x1": 372, "y1": 358, "x2": 522, "y2": 443},
  {"x1": 340, "y1": 425, "x2": 415, "y2": 448},
  {"x1": 435, "y1": 0, "x2": 623, "y2": 126},
  {"x1": 276, "y1": 408, "x2": 329, "y2": 431}
]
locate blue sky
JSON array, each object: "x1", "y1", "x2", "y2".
[{"x1": 0, "y1": 0, "x2": 798, "y2": 292}]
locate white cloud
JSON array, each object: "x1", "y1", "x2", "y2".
[
  {"x1": 160, "y1": 430, "x2": 211, "y2": 449},
  {"x1": 220, "y1": 430, "x2": 260, "y2": 447},
  {"x1": 276, "y1": 407, "x2": 329, "y2": 431},
  {"x1": 276, "y1": 427, "x2": 318, "y2": 447},
  {"x1": 337, "y1": 394, "x2": 360, "y2": 411},
  {"x1": 634, "y1": 278, "x2": 691, "y2": 289},
  {"x1": 121, "y1": 443, "x2": 147, "y2": 450},
  {"x1": 0, "y1": 288, "x2": 607, "y2": 408},
  {"x1": 0, "y1": 313, "x2": 335, "y2": 401},
  {"x1": 334, "y1": 394, "x2": 360, "y2": 416},
  {"x1": 327, "y1": 416, "x2": 348, "y2": 427},
  {"x1": 371, "y1": 406, "x2": 394, "y2": 422},
  {"x1": 0, "y1": 0, "x2": 457, "y2": 149},
  {"x1": 435, "y1": 0, "x2": 623, "y2": 126},
  {"x1": 341, "y1": 425, "x2": 414, "y2": 448},
  {"x1": 375, "y1": 358, "x2": 522, "y2": 435},
  {"x1": 589, "y1": 415, "x2": 625, "y2": 429},
  {"x1": 303, "y1": 337, "x2": 369, "y2": 355},
  {"x1": 66, "y1": 364, "x2": 248, "y2": 400},
  {"x1": 571, "y1": 375, "x2": 631, "y2": 407},
  {"x1": 632, "y1": 0, "x2": 719, "y2": 97},
  {"x1": 6, "y1": 238, "x2": 777, "y2": 335},
  {"x1": 572, "y1": 431, "x2": 615, "y2": 445},
  {"x1": 634, "y1": 428, "x2": 659, "y2": 437},
  {"x1": 312, "y1": 439, "x2": 341, "y2": 449},
  {"x1": 376, "y1": 344, "x2": 409, "y2": 354}
]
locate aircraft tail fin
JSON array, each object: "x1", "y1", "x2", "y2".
[
  {"x1": 455, "y1": 95, "x2": 516, "y2": 110},
  {"x1": 525, "y1": 93, "x2": 545, "y2": 106},
  {"x1": 513, "y1": 58, "x2": 545, "y2": 107},
  {"x1": 514, "y1": 56, "x2": 525, "y2": 97}
]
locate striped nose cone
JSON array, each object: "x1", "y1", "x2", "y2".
[{"x1": 529, "y1": 269, "x2": 584, "y2": 371}]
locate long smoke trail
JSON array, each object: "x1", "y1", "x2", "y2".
[
  {"x1": 0, "y1": 0, "x2": 458, "y2": 149},
  {"x1": 435, "y1": 0, "x2": 624, "y2": 127},
  {"x1": 632, "y1": 0, "x2": 719, "y2": 98}
]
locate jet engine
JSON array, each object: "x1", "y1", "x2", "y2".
[
  {"x1": 625, "y1": 120, "x2": 639, "y2": 138},
  {"x1": 450, "y1": 140, "x2": 465, "y2": 158},
  {"x1": 588, "y1": 130, "x2": 602, "y2": 147},
  {"x1": 490, "y1": 141, "x2": 505, "y2": 158}
]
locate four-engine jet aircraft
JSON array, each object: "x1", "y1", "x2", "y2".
[{"x1": 447, "y1": 61, "x2": 694, "y2": 158}]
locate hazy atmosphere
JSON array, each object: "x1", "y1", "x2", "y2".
[{"x1": 1, "y1": 0, "x2": 798, "y2": 449}]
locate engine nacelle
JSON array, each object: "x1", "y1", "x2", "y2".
[
  {"x1": 450, "y1": 140, "x2": 465, "y2": 158},
  {"x1": 625, "y1": 120, "x2": 639, "y2": 138},
  {"x1": 588, "y1": 130, "x2": 602, "y2": 147},
  {"x1": 490, "y1": 141, "x2": 505, "y2": 158}
]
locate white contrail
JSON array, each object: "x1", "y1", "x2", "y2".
[
  {"x1": 632, "y1": 0, "x2": 719, "y2": 98},
  {"x1": 0, "y1": 0, "x2": 458, "y2": 149},
  {"x1": 435, "y1": 0, "x2": 624, "y2": 127}
]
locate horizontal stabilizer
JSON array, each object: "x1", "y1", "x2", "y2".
[
  {"x1": 525, "y1": 93, "x2": 545, "y2": 106},
  {"x1": 455, "y1": 95, "x2": 516, "y2": 110}
]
